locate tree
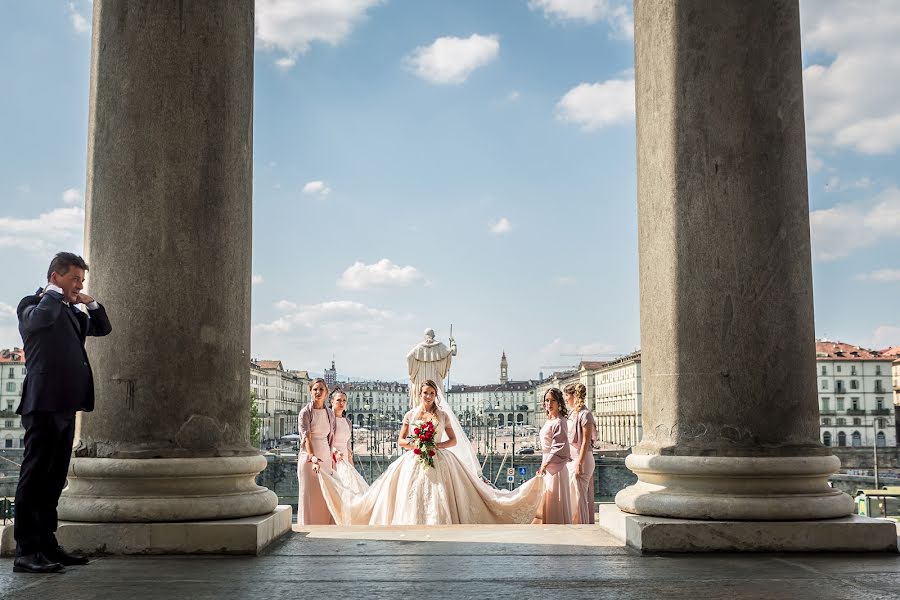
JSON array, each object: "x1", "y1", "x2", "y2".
[{"x1": 249, "y1": 390, "x2": 262, "y2": 448}]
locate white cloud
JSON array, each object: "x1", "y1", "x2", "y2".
[
  {"x1": 0, "y1": 206, "x2": 85, "y2": 255},
  {"x1": 255, "y1": 0, "x2": 382, "y2": 68},
  {"x1": 254, "y1": 300, "x2": 397, "y2": 334},
  {"x1": 528, "y1": 0, "x2": 633, "y2": 38},
  {"x1": 555, "y1": 78, "x2": 635, "y2": 131},
  {"x1": 16, "y1": 184, "x2": 30, "y2": 194},
  {"x1": 62, "y1": 188, "x2": 83, "y2": 205},
  {"x1": 824, "y1": 175, "x2": 874, "y2": 192},
  {"x1": 303, "y1": 180, "x2": 331, "y2": 196},
  {"x1": 405, "y1": 34, "x2": 500, "y2": 85},
  {"x1": 67, "y1": 1, "x2": 90, "y2": 34},
  {"x1": 252, "y1": 274, "x2": 264, "y2": 285},
  {"x1": 809, "y1": 187, "x2": 900, "y2": 260},
  {"x1": 275, "y1": 299, "x2": 298, "y2": 311},
  {"x1": 508, "y1": 90, "x2": 521, "y2": 101},
  {"x1": 0, "y1": 303, "x2": 15, "y2": 320},
  {"x1": 489, "y1": 217, "x2": 512, "y2": 234},
  {"x1": 801, "y1": 1, "x2": 900, "y2": 154},
  {"x1": 856, "y1": 268, "x2": 900, "y2": 283},
  {"x1": 337, "y1": 259, "x2": 423, "y2": 290},
  {"x1": 870, "y1": 325, "x2": 900, "y2": 350}
]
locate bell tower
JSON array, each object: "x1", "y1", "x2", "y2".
[{"x1": 500, "y1": 351, "x2": 508, "y2": 384}]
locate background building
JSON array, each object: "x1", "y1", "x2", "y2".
[
  {"x1": 0, "y1": 348, "x2": 25, "y2": 449},
  {"x1": 594, "y1": 351, "x2": 642, "y2": 449},
  {"x1": 341, "y1": 380, "x2": 409, "y2": 429},
  {"x1": 250, "y1": 359, "x2": 309, "y2": 447},
  {"x1": 817, "y1": 340, "x2": 896, "y2": 448},
  {"x1": 324, "y1": 360, "x2": 337, "y2": 389}
]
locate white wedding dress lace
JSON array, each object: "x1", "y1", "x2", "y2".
[{"x1": 317, "y1": 407, "x2": 544, "y2": 525}]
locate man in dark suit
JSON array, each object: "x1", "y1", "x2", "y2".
[{"x1": 13, "y1": 252, "x2": 112, "y2": 573}]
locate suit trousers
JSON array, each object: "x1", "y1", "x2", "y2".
[{"x1": 13, "y1": 411, "x2": 76, "y2": 555}]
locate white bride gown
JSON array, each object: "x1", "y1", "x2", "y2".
[{"x1": 318, "y1": 407, "x2": 544, "y2": 525}]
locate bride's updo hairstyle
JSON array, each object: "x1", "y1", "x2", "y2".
[{"x1": 563, "y1": 382, "x2": 587, "y2": 412}]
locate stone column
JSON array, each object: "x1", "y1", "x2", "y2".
[
  {"x1": 59, "y1": 0, "x2": 276, "y2": 523},
  {"x1": 616, "y1": 0, "x2": 853, "y2": 521}
]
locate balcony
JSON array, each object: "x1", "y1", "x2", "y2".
[
  {"x1": 871, "y1": 408, "x2": 891, "y2": 416},
  {"x1": 819, "y1": 410, "x2": 836, "y2": 416},
  {"x1": 845, "y1": 409, "x2": 866, "y2": 416}
]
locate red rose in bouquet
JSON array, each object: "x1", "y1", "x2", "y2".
[{"x1": 407, "y1": 418, "x2": 438, "y2": 468}]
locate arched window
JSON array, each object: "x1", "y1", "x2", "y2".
[
  {"x1": 876, "y1": 432, "x2": 886, "y2": 447},
  {"x1": 357, "y1": 413, "x2": 364, "y2": 426},
  {"x1": 517, "y1": 413, "x2": 524, "y2": 424},
  {"x1": 851, "y1": 431, "x2": 862, "y2": 447},
  {"x1": 497, "y1": 414, "x2": 505, "y2": 427},
  {"x1": 823, "y1": 431, "x2": 832, "y2": 446},
  {"x1": 837, "y1": 431, "x2": 847, "y2": 447}
]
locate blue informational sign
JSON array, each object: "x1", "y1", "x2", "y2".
[
  {"x1": 506, "y1": 475, "x2": 515, "y2": 483},
  {"x1": 518, "y1": 466, "x2": 527, "y2": 476}
]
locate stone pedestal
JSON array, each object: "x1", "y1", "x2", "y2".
[
  {"x1": 618, "y1": 0, "x2": 856, "y2": 531},
  {"x1": 52, "y1": 0, "x2": 283, "y2": 549}
]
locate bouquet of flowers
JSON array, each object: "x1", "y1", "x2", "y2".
[{"x1": 407, "y1": 419, "x2": 437, "y2": 468}]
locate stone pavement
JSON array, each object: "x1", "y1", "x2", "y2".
[{"x1": 2, "y1": 525, "x2": 900, "y2": 600}]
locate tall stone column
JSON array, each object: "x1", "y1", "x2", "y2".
[
  {"x1": 615, "y1": 0, "x2": 853, "y2": 521},
  {"x1": 59, "y1": 0, "x2": 277, "y2": 523}
]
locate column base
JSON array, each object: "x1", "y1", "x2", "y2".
[
  {"x1": 59, "y1": 456, "x2": 277, "y2": 522},
  {"x1": 596, "y1": 505, "x2": 898, "y2": 552},
  {"x1": 1, "y1": 506, "x2": 292, "y2": 556},
  {"x1": 616, "y1": 454, "x2": 854, "y2": 520}
]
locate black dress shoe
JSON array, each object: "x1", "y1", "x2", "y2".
[
  {"x1": 43, "y1": 545, "x2": 90, "y2": 566},
  {"x1": 12, "y1": 552, "x2": 64, "y2": 573}
]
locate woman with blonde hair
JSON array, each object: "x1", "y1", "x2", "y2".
[
  {"x1": 565, "y1": 382, "x2": 597, "y2": 524},
  {"x1": 329, "y1": 388, "x2": 368, "y2": 494},
  {"x1": 296, "y1": 378, "x2": 336, "y2": 524},
  {"x1": 317, "y1": 379, "x2": 544, "y2": 524}
]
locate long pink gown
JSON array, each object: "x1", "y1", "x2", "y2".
[
  {"x1": 297, "y1": 408, "x2": 335, "y2": 525},
  {"x1": 568, "y1": 406, "x2": 597, "y2": 524},
  {"x1": 538, "y1": 416, "x2": 572, "y2": 524},
  {"x1": 332, "y1": 416, "x2": 369, "y2": 494}
]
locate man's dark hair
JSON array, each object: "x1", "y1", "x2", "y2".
[{"x1": 47, "y1": 252, "x2": 89, "y2": 281}]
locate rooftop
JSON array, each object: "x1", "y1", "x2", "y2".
[
  {"x1": 0, "y1": 348, "x2": 24, "y2": 363},
  {"x1": 815, "y1": 340, "x2": 892, "y2": 361}
]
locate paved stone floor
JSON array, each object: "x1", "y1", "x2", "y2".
[{"x1": 1, "y1": 526, "x2": 899, "y2": 600}]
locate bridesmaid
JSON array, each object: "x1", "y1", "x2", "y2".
[
  {"x1": 565, "y1": 383, "x2": 597, "y2": 524},
  {"x1": 535, "y1": 388, "x2": 572, "y2": 524},
  {"x1": 297, "y1": 378, "x2": 336, "y2": 525},
  {"x1": 329, "y1": 389, "x2": 368, "y2": 493}
]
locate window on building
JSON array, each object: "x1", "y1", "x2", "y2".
[
  {"x1": 850, "y1": 365, "x2": 857, "y2": 376},
  {"x1": 851, "y1": 431, "x2": 862, "y2": 447},
  {"x1": 876, "y1": 418, "x2": 884, "y2": 428},
  {"x1": 822, "y1": 418, "x2": 830, "y2": 425},
  {"x1": 5, "y1": 401, "x2": 12, "y2": 411},
  {"x1": 876, "y1": 365, "x2": 882, "y2": 375},
  {"x1": 851, "y1": 398, "x2": 860, "y2": 410},
  {"x1": 822, "y1": 397, "x2": 830, "y2": 411},
  {"x1": 877, "y1": 397, "x2": 884, "y2": 409},
  {"x1": 7, "y1": 368, "x2": 13, "y2": 378},
  {"x1": 3, "y1": 420, "x2": 12, "y2": 428},
  {"x1": 821, "y1": 379, "x2": 828, "y2": 390},
  {"x1": 837, "y1": 431, "x2": 846, "y2": 446},
  {"x1": 4, "y1": 437, "x2": 12, "y2": 448},
  {"x1": 5, "y1": 382, "x2": 13, "y2": 392},
  {"x1": 850, "y1": 379, "x2": 858, "y2": 390},
  {"x1": 836, "y1": 365, "x2": 842, "y2": 373},
  {"x1": 835, "y1": 380, "x2": 845, "y2": 393},
  {"x1": 837, "y1": 398, "x2": 845, "y2": 411},
  {"x1": 836, "y1": 418, "x2": 846, "y2": 426},
  {"x1": 853, "y1": 418, "x2": 861, "y2": 425},
  {"x1": 19, "y1": 436, "x2": 24, "y2": 448},
  {"x1": 876, "y1": 432, "x2": 886, "y2": 447},
  {"x1": 821, "y1": 366, "x2": 827, "y2": 376}
]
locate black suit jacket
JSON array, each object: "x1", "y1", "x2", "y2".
[{"x1": 16, "y1": 288, "x2": 112, "y2": 415}]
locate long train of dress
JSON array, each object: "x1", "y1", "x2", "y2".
[{"x1": 317, "y1": 410, "x2": 544, "y2": 525}]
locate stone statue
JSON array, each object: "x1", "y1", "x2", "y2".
[{"x1": 406, "y1": 328, "x2": 457, "y2": 407}]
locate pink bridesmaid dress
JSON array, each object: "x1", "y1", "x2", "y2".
[
  {"x1": 538, "y1": 416, "x2": 572, "y2": 524},
  {"x1": 568, "y1": 407, "x2": 597, "y2": 524},
  {"x1": 297, "y1": 407, "x2": 335, "y2": 525}
]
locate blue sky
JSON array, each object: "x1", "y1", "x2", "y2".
[{"x1": 1, "y1": 1, "x2": 899, "y2": 384}]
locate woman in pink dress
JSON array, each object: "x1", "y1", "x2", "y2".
[
  {"x1": 565, "y1": 382, "x2": 597, "y2": 524},
  {"x1": 296, "y1": 378, "x2": 336, "y2": 525},
  {"x1": 329, "y1": 389, "x2": 368, "y2": 494},
  {"x1": 535, "y1": 388, "x2": 572, "y2": 524}
]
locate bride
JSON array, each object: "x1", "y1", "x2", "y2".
[{"x1": 317, "y1": 379, "x2": 544, "y2": 525}]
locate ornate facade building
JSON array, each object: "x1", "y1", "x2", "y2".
[
  {"x1": 250, "y1": 359, "x2": 309, "y2": 446},
  {"x1": 339, "y1": 380, "x2": 409, "y2": 429},
  {"x1": 0, "y1": 348, "x2": 26, "y2": 449},
  {"x1": 817, "y1": 340, "x2": 896, "y2": 447},
  {"x1": 594, "y1": 351, "x2": 642, "y2": 449},
  {"x1": 446, "y1": 352, "x2": 538, "y2": 428}
]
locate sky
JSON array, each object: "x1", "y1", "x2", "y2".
[{"x1": 1, "y1": 1, "x2": 899, "y2": 384}]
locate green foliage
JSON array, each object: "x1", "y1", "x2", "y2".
[{"x1": 249, "y1": 390, "x2": 262, "y2": 448}]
